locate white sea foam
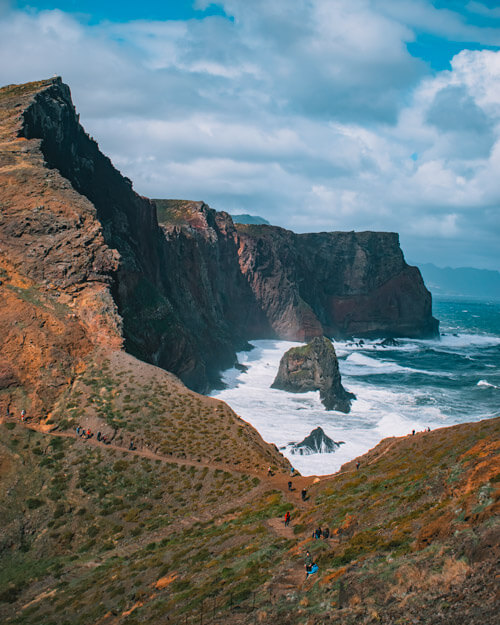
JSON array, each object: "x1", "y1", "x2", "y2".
[
  {"x1": 211, "y1": 339, "x2": 460, "y2": 476},
  {"x1": 477, "y1": 379, "x2": 498, "y2": 389}
]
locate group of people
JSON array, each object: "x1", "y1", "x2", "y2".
[
  {"x1": 76, "y1": 426, "x2": 110, "y2": 445},
  {"x1": 312, "y1": 526, "x2": 330, "y2": 540}
]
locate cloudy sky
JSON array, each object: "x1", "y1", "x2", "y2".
[{"x1": 1, "y1": 1, "x2": 499, "y2": 269}]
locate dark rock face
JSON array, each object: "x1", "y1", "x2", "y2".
[
  {"x1": 236, "y1": 225, "x2": 439, "y2": 341},
  {"x1": 271, "y1": 336, "x2": 355, "y2": 412},
  {"x1": 18, "y1": 79, "x2": 266, "y2": 391},
  {"x1": 289, "y1": 426, "x2": 344, "y2": 455},
  {"x1": 7, "y1": 77, "x2": 438, "y2": 393}
]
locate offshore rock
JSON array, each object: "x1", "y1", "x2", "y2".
[
  {"x1": 289, "y1": 426, "x2": 344, "y2": 455},
  {"x1": 271, "y1": 336, "x2": 355, "y2": 412}
]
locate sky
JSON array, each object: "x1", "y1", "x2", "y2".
[{"x1": 1, "y1": 1, "x2": 499, "y2": 270}]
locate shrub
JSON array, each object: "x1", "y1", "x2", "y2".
[{"x1": 26, "y1": 497, "x2": 44, "y2": 509}]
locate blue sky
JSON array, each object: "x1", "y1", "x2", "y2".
[
  {"x1": 2, "y1": 0, "x2": 500, "y2": 269},
  {"x1": 15, "y1": 1, "x2": 231, "y2": 23}
]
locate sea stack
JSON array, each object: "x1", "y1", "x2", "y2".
[
  {"x1": 271, "y1": 336, "x2": 355, "y2": 412},
  {"x1": 289, "y1": 426, "x2": 344, "y2": 455}
]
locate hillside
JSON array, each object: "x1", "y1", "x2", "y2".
[
  {"x1": 417, "y1": 263, "x2": 500, "y2": 301},
  {"x1": 0, "y1": 414, "x2": 497, "y2": 624}
]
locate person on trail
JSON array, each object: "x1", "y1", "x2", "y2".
[
  {"x1": 301, "y1": 488, "x2": 307, "y2": 501},
  {"x1": 306, "y1": 563, "x2": 319, "y2": 578},
  {"x1": 129, "y1": 440, "x2": 135, "y2": 451},
  {"x1": 323, "y1": 526, "x2": 330, "y2": 539},
  {"x1": 267, "y1": 466, "x2": 273, "y2": 477},
  {"x1": 290, "y1": 466, "x2": 295, "y2": 477},
  {"x1": 86, "y1": 429, "x2": 91, "y2": 439},
  {"x1": 288, "y1": 481, "x2": 292, "y2": 491},
  {"x1": 304, "y1": 550, "x2": 313, "y2": 576},
  {"x1": 356, "y1": 460, "x2": 360, "y2": 471},
  {"x1": 101, "y1": 434, "x2": 108, "y2": 444},
  {"x1": 97, "y1": 431, "x2": 101, "y2": 442},
  {"x1": 20, "y1": 410, "x2": 26, "y2": 422},
  {"x1": 313, "y1": 527, "x2": 322, "y2": 539},
  {"x1": 76, "y1": 426, "x2": 81, "y2": 436},
  {"x1": 284, "y1": 511, "x2": 291, "y2": 527}
]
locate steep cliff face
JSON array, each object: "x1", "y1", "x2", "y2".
[
  {"x1": 237, "y1": 225, "x2": 438, "y2": 340},
  {"x1": 16, "y1": 78, "x2": 254, "y2": 391},
  {"x1": 271, "y1": 336, "x2": 354, "y2": 412},
  {"x1": 153, "y1": 199, "x2": 272, "y2": 387}
]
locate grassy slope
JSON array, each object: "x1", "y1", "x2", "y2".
[{"x1": 0, "y1": 415, "x2": 498, "y2": 624}]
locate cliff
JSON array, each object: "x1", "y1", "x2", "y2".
[
  {"x1": 5, "y1": 77, "x2": 259, "y2": 392},
  {"x1": 272, "y1": 336, "x2": 354, "y2": 412},
  {"x1": 237, "y1": 224, "x2": 439, "y2": 340},
  {"x1": 1, "y1": 77, "x2": 437, "y2": 398}
]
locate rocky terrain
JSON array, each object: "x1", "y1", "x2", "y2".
[{"x1": 272, "y1": 336, "x2": 355, "y2": 412}]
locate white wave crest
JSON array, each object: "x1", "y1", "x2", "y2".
[{"x1": 477, "y1": 379, "x2": 498, "y2": 389}]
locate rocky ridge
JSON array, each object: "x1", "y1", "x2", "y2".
[{"x1": 272, "y1": 336, "x2": 355, "y2": 412}]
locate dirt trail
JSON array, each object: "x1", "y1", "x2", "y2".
[{"x1": 0, "y1": 416, "x2": 319, "y2": 499}]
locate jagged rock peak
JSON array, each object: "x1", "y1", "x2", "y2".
[
  {"x1": 288, "y1": 426, "x2": 344, "y2": 455},
  {"x1": 272, "y1": 336, "x2": 355, "y2": 412}
]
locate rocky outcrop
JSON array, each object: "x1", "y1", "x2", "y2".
[
  {"x1": 288, "y1": 426, "x2": 344, "y2": 455},
  {"x1": 236, "y1": 224, "x2": 439, "y2": 340},
  {"x1": 271, "y1": 336, "x2": 355, "y2": 412}
]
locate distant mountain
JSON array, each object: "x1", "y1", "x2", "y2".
[
  {"x1": 416, "y1": 262, "x2": 500, "y2": 300},
  {"x1": 230, "y1": 213, "x2": 270, "y2": 225}
]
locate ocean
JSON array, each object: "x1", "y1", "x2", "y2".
[{"x1": 211, "y1": 298, "x2": 500, "y2": 476}]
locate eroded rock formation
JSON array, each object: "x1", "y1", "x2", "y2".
[{"x1": 271, "y1": 336, "x2": 355, "y2": 412}]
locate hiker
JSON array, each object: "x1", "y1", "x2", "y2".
[
  {"x1": 20, "y1": 410, "x2": 26, "y2": 422},
  {"x1": 313, "y1": 527, "x2": 322, "y2": 540},
  {"x1": 86, "y1": 428, "x2": 92, "y2": 439},
  {"x1": 129, "y1": 439, "x2": 135, "y2": 451},
  {"x1": 323, "y1": 526, "x2": 330, "y2": 539},
  {"x1": 97, "y1": 431, "x2": 101, "y2": 442},
  {"x1": 305, "y1": 550, "x2": 312, "y2": 569},
  {"x1": 76, "y1": 425, "x2": 81, "y2": 436},
  {"x1": 356, "y1": 460, "x2": 360, "y2": 471},
  {"x1": 288, "y1": 481, "x2": 292, "y2": 491},
  {"x1": 284, "y1": 511, "x2": 291, "y2": 527},
  {"x1": 101, "y1": 434, "x2": 108, "y2": 444},
  {"x1": 305, "y1": 550, "x2": 316, "y2": 577},
  {"x1": 306, "y1": 563, "x2": 319, "y2": 578},
  {"x1": 290, "y1": 466, "x2": 295, "y2": 477},
  {"x1": 301, "y1": 488, "x2": 307, "y2": 501},
  {"x1": 267, "y1": 466, "x2": 273, "y2": 477}
]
